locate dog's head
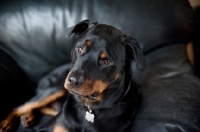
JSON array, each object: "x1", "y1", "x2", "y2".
[{"x1": 64, "y1": 20, "x2": 147, "y2": 107}]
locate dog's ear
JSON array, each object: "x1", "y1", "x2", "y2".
[
  {"x1": 66, "y1": 19, "x2": 98, "y2": 38},
  {"x1": 125, "y1": 36, "x2": 147, "y2": 71}
]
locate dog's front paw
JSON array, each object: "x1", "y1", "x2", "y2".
[
  {"x1": 20, "y1": 110, "x2": 35, "y2": 128},
  {"x1": 0, "y1": 120, "x2": 15, "y2": 132}
]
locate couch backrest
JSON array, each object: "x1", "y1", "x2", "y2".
[{"x1": 0, "y1": 0, "x2": 195, "y2": 82}]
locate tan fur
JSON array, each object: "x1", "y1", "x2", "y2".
[
  {"x1": 115, "y1": 73, "x2": 120, "y2": 80},
  {"x1": 15, "y1": 89, "x2": 67, "y2": 115},
  {"x1": 53, "y1": 125, "x2": 69, "y2": 132},
  {"x1": 39, "y1": 107, "x2": 58, "y2": 116},
  {"x1": 86, "y1": 40, "x2": 91, "y2": 46},
  {"x1": 100, "y1": 53, "x2": 107, "y2": 59},
  {"x1": 93, "y1": 80, "x2": 107, "y2": 93},
  {"x1": 0, "y1": 89, "x2": 67, "y2": 129}
]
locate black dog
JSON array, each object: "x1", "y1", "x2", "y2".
[{"x1": 0, "y1": 20, "x2": 147, "y2": 132}]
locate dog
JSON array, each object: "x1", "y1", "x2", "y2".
[{"x1": 0, "y1": 20, "x2": 147, "y2": 132}]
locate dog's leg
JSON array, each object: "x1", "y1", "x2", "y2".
[
  {"x1": 39, "y1": 107, "x2": 58, "y2": 116},
  {"x1": 20, "y1": 107, "x2": 58, "y2": 128},
  {"x1": 0, "y1": 89, "x2": 67, "y2": 132},
  {"x1": 20, "y1": 109, "x2": 35, "y2": 128}
]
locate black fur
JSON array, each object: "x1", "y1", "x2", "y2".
[{"x1": 38, "y1": 20, "x2": 147, "y2": 132}]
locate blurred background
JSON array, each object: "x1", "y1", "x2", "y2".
[{"x1": 188, "y1": 0, "x2": 200, "y2": 78}]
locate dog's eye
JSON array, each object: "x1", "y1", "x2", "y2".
[
  {"x1": 77, "y1": 46, "x2": 84, "y2": 54},
  {"x1": 103, "y1": 59, "x2": 111, "y2": 65}
]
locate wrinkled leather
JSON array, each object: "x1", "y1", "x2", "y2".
[
  {"x1": 0, "y1": 0, "x2": 200, "y2": 132},
  {"x1": 0, "y1": 0, "x2": 194, "y2": 82},
  {"x1": 131, "y1": 44, "x2": 200, "y2": 132}
]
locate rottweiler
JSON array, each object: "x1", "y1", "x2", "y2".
[{"x1": 0, "y1": 20, "x2": 147, "y2": 132}]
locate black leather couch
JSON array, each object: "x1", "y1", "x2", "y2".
[
  {"x1": 0, "y1": 0, "x2": 200, "y2": 132},
  {"x1": 194, "y1": 6, "x2": 200, "y2": 78}
]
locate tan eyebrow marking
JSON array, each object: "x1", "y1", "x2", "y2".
[
  {"x1": 100, "y1": 53, "x2": 107, "y2": 59},
  {"x1": 86, "y1": 40, "x2": 91, "y2": 46}
]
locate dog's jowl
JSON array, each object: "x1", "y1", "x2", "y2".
[{"x1": 0, "y1": 20, "x2": 147, "y2": 132}]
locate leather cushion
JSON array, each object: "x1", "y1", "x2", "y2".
[{"x1": 0, "y1": 0, "x2": 194, "y2": 82}]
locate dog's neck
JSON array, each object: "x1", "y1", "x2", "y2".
[
  {"x1": 119, "y1": 78, "x2": 132, "y2": 100},
  {"x1": 120, "y1": 58, "x2": 133, "y2": 100}
]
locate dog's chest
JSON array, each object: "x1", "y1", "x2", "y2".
[{"x1": 63, "y1": 95, "x2": 134, "y2": 132}]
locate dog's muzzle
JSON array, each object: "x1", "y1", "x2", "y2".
[{"x1": 66, "y1": 70, "x2": 85, "y2": 89}]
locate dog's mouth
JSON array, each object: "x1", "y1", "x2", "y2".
[
  {"x1": 68, "y1": 89, "x2": 100, "y2": 100},
  {"x1": 64, "y1": 74, "x2": 107, "y2": 102},
  {"x1": 87, "y1": 93, "x2": 100, "y2": 100}
]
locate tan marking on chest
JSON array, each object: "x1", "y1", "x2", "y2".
[{"x1": 53, "y1": 125, "x2": 69, "y2": 132}]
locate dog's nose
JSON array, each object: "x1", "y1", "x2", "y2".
[{"x1": 68, "y1": 76, "x2": 84, "y2": 88}]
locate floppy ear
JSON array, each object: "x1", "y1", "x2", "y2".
[
  {"x1": 66, "y1": 19, "x2": 98, "y2": 38},
  {"x1": 126, "y1": 36, "x2": 147, "y2": 71}
]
